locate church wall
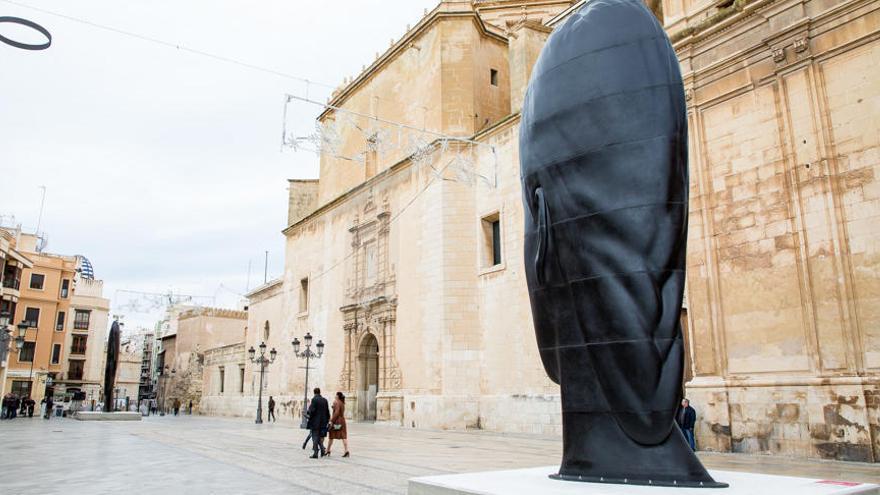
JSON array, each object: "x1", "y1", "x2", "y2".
[{"x1": 680, "y1": 0, "x2": 880, "y2": 462}]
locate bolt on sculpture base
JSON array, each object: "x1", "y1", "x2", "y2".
[{"x1": 519, "y1": 0, "x2": 726, "y2": 488}]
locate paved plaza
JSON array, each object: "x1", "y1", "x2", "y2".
[{"x1": 0, "y1": 415, "x2": 877, "y2": 494}]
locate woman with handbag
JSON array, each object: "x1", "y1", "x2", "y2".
[{"x1": 326, "y1": 392, "x2": 349, "y2": 457}]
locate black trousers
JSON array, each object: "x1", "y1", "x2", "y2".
[
  {"x1": 311, "y1": 429, "x2": 325, "y2": 456},
  {"x1": 268, "y1": 409, "x2": 275, "y2": 421}
]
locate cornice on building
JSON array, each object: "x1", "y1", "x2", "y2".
[
  {"x1": 244, "y1": 278, "x2": 283, "y2": 300},
  {"x1": 318, "y1": 1, "x2": 507, "y2": 122},
  {"x1": 177, "y1": 306, "x2": 247, "y2": 321}
]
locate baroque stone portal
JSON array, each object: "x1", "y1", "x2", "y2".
[
  {"x1": 339, "y1": 194, "x2": 403, "y2": 423},
  {"x1": 519, "y1": 0, "x2": 726, "y2": 487}
]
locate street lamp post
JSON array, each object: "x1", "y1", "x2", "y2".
[
  {"x1": 15, "y1": 320, "x2": 35, "y2": 399},
  {"x1": 0, "y1": 311, "x2": 11, "y2": 366},
  {"x1": 247, "y1": 339, "x2": 277, "y2": 424},
  {"x1": 291, "y1": 332, "x2": 324, "y2": 429}
]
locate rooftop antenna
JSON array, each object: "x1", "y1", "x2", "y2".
[
  {"x1": 246, "y1": 259, "x2": 252, "y2": 292},
  {"x1": 35, "y1": 185, "x2": 46, "y2": 233}
]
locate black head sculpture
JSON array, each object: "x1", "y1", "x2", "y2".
[{"x1": 519, "y1": 0, "x2": 726, "y2": 487}]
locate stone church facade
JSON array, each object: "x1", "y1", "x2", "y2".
[{"x1": 207, "y1": 0, "x2": 879, "y2": 462}]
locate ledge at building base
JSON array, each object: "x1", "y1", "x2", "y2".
[
  {"x1": 408, "y1": 467, "x2": 879, "y2": 495},
  {"x1": 74, "y1": 412, "x2": 142, "y2": 421}
]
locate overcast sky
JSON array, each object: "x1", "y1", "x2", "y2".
[{"x1": 1, "y1": 0, "x2": 436, "y2": 330}]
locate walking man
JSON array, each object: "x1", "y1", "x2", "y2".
[
  {"x1": 676, "y1": 398, "x2": 697, "y2": 451},
  {"x1": 306, "y1": 388, "x2": 330, "y2": 459},
  {"x1": 268, "y1": 396, "x2": 276, "y2": 422}
]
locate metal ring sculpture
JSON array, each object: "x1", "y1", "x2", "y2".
[{"x1": 0, "y1": 16, "x2": 52, "y2": 50}]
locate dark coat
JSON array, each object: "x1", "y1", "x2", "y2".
[
  {"x1": 268, "y1": 398, "x2": 275, "y2": 411},
  {"x1": 676, "y1": 405, "x2": 696, "y2": 430},
  {"x1": 306, "y1": 394, "x2": 330, "y2": 431}
]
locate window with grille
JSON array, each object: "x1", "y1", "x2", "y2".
[
  {"x1": 71, "y1": 335, "x2": 87, "y2": 355},
  {"x1": 74, "y1": 310, "x2": 90, "y2": 330}
]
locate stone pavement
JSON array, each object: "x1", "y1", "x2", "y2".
[{"x1": 0, "y1": 415, "x2": 876, "y2": 494}]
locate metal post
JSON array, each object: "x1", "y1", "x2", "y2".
[
  {"x1": 27, "y1": 326, "x2": 38, "y2": 400},
  {"x1": 256, "y1": 357, "x2": 264, "y2": 424},
  {"x1": 302, "y1": 352, "x2": 310, "y2": 425}
]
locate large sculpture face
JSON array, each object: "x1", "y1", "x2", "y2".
[{"x1": 519, "y1": 0, "x2": 725, "y2": 487}]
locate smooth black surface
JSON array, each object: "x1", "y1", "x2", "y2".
[
  {"x1": 0, "y1": 16, "x2": 52, "y2": 50},
  {"x1": 519, "y1": 0, "x2": 725, "y2": 487},
  {"x1": 103, "y1": 320, "x2": 121, "y2": 413}
]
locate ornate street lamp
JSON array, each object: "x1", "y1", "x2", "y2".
[
  {"x1": 291, "y1": 331, "x2": 324, "y2": 429},
  {"x1": 248, "y1": 321, "x2": 277, "y2": 425}
]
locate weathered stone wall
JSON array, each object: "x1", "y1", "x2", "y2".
[{"x1": 676, "y1": 0, "x2": 880, "y2": 462}]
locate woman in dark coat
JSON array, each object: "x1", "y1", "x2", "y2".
[{"x1": 326, "y1": 392, "x2": 349, "y2": 457}]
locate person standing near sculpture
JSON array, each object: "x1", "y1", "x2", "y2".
[
  {"x1": 306, "y1": 388, "x2": 330, "y2": 459},
  {"x1": 677, "y1": 399, "x2": 697, "y2": 451}
]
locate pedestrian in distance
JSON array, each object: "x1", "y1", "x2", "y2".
[
  {"x1": 326, "y1": 392, "x2": 349, "y2": 458},
  {"x1": 11, "y1": 394, "x2": 20, "y2": 419},
  {"x1": 676, "y1": 398, "x2": 697, "y2": 451},
  {"x1": 19, "y1": 396, "x2": 26, "y2": 416},
  {"x1": 44, "y1": 395, "x2": 53, "y2": 420},
  {"x1": 1, "y1": 394, "x2": 10, "y2": 419},
  {"x1": 306, "y1": 388, "x2": 330, "y2": 459},
  {"x1": 26, "y1": 397, "x2": 35, "y2": 417},
  {"x1": 188, "y1": 400, "x2": 193, "y2": 415},
  {"x1": 267, "y1": 396, "x2": 276, "y2": 422},
  {"x1": 173, "y1": 398, "x2": 180, "y2": 416}
]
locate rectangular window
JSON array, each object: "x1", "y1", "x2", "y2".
[
  {"x1": 71, "y1": 335, "x2": 87, "y2": 355},
  {"x1": 60, "y1": 279, "x2": 70, "y2": 298},
  {"x1": 299, "y1": 278, "x2": 309, "y2": 314},
  {"x1": 56, "y1": 311, "x2": 65, "y2": 331},
  {"x1": 24, "y1": 307, "x2": 40, "y2": 327},
  {"x1": 490, "y1": 68, "x2": 499, "y2": 86},
  {"x1": 481, "y1": 212, "x2": 502, "y2": 268},
  {"x1": 29, "y1": 273, "x2": 45, "y2": 290},
  {"x1": 74, "y1": 310, "x2": 90, "y2": 330},
  {"x1": 68, "y1": 360, "x2": 84, "y2": 380},
  {"x1": 219, "y1": 367, "x2": 225, "y2": 394},
  {"x1": 239, "y1": 366, "x2": 245, "y2": 393},
  {"x1": 11, "y1": 380, "x2": 31, "y2": 398},
  {"x1": 19, "y1": 341, "x2": 35, "y2": 362},
  {"x1": 51, "y1": 343, "x2": 62, "y2": 364}
]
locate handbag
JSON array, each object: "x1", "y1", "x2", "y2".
[{"x1": 332, "y1": 423, "x2": 343, "y2": 431}]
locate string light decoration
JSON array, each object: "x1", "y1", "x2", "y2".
[
  {"x1": 113, "y1": 289, "x2": 216, "y2": 315},
  {"x1": 281, "y1": 94, "x2": 497, "y2": 188}
]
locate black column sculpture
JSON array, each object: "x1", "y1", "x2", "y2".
[
  {"x1": 103, "y1": 320, "x2": 121, "y2": 413},
  {"x1": 519, "y1": 0, "x2": 726, "y2": 487}
]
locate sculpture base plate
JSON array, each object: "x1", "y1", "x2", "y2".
[
  {"x1": 74, "y1": 412, "x2": 142, "y2": 421},
  {"x1": 408, "y1": 467, "x2": 879, "y2": 495}
]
